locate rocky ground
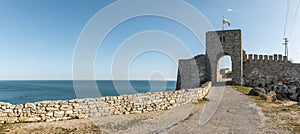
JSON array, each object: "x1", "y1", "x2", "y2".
[
  {"x1": 248, "y1": 94, "x2": 300, "y2": 133},
  {"x1": 256, "y1": 99, "x2": 300, "y2": 133},
  {"x1": 236, "y1": 86, "x2": 300, "y2": 133},
  {"x1": 1, "y1": 86, "x2": 298, "y2": 134}
]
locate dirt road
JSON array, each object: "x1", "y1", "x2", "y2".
[{"x1": 167, "y1": 86, "x2": 282, "y2": 134}]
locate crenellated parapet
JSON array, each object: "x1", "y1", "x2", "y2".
[{"x1": 244, "y1": 53, "x2": 288, "y2": 62}]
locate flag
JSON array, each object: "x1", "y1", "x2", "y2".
[{"x1": 223, "y1": 18, "x2": 231, "y2": 26}]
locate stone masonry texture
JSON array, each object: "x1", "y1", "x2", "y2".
[
  {"x1": 176, "y1": 29, "x2": 300, "y2": 101},
  {"x1": 0, "y1": 82, "x2": 211, "y2": 123}
]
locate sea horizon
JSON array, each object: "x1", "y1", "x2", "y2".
[
  {"x1": 0, "y1": 79, "x2": 176, "y2": 81},
  {"x1": 0, "y1": 80, "x2": 176, "y2": 104}
]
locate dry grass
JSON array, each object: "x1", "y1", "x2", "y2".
[
  {"x1": 3, "y1": 119, "x2": 105, "y2": 134},
  {"x1": 253, "y1": 99, "x2": 300, "y2": 133},
  {"x1": 0, "y1": 124, "x2": 10, "y2": 134},
  {"x1": 234, "y1": 86, "x2": 252, "y2": 95},
  {"x1": 0, "y1": 124, "x2": 4, "y2": 132},
  {"x1": 234, "y1": 86, "x2": 300, "y2": 133},
  {"x1": 0, "y1": 124, "x2": 5, "y2": 133}
]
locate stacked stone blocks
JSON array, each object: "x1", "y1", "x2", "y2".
[
  {"x1": 0, "y1": 82, "x2": 211, "y2": 123},
  {"x1": 244, "y1": 54, "x2": 288, "y2": 62}
]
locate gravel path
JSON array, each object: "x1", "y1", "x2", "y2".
[{"x1": 168, "y1": 86, "x2": 269, "y2": 134}]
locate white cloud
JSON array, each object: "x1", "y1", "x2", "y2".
[{"x1": 227, "y1": 8, "x2": 233, "y2": 12}]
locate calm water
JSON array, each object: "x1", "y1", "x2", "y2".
[{"x1": 0, "y1": 80, "x2": 176, "y2": 104}]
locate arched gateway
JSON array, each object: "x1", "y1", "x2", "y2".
[{"x1": 176, "y1": 29, "x2": 243, "y2": 89}]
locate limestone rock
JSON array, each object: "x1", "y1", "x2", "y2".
[
  {"x1": 7, "y1": 117, "x2": 17, "y2": 123},
  {"x1": 130, "y1": 110, "x2": 142, "y2": 114},
  {"x1": 54, "y1": 111, "x2": 64, "y2": 118},
  {"x1": 0, "y1": 112, "x2": 7, "y2": 117},
  {"x1": 266, "y1": 91, "x2": 277, "y2": 102},
  {"x1": 46, "y1": 112, "x2": 54, "y2": 117},
  {"x1": 25, "y1": 103, "x2": 36, "y2": 109},
  {"x1": 248, "y1": 87, "x2": 266, "y2": 96},
  {"x1": 75, "y1": 114, "x2": 85, "y2": 119},
  {"x1": 18, "y1": 117, "x2": 28, "y2": 122},
  {"x1": 0, "y1": 102, "x2": 10, "y2": 106},
  {"x1": 60, "y1": 105, "x2": 73, "y2": 111},
  {"x1": 46, "y1": 107, "x2": 59, "y2": 111},
  {"x1": 4, "y1": 109, "x2": 13, "y2": 114},
  {"x1": 65, "y1": 110, "x2": 73, "y2": 115}
]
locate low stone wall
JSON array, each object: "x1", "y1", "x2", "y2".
[{"x1": 0, "y1": 82, "x2": 211, "y2": 123}]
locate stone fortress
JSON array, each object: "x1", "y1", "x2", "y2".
[
  {"x1": 1, "y1": 29, "x2": 299, "y2": 124},
  {"x1": 176, "y1": 29, "x2": 300, "y2": 101}
]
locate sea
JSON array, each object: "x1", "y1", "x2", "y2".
[{"x1": 0, "y1": 80, "x2": 176, "y2": 104}]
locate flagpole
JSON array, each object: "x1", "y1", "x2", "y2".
[{"x1": 222, "y1": 16, "x2": 224, "y2": 30}]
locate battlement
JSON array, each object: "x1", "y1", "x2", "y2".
[{"x1": 244, "y1": 53, "x2": 288, "y2": 62}]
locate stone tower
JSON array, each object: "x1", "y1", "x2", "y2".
[{"x1": 206, "y1": 29, "x2": 243, "y2": 85}]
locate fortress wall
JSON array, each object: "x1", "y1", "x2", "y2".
[
  {"x1": 244, "y1": 54, "x2": 288, "y2": 61},
  {"x1": 0, "y1": 82, "x2": 211, "y2": 124},
  {"x1": 176, "y1": 54, "x2": 208, "y2": 89},
  {"x1": 243, "y1": 54, "x2": 300, "y2": 100}
]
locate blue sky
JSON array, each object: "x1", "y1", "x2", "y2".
[{"x1": 0, "y1": 0, "x2": 299, "y2": 80}]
